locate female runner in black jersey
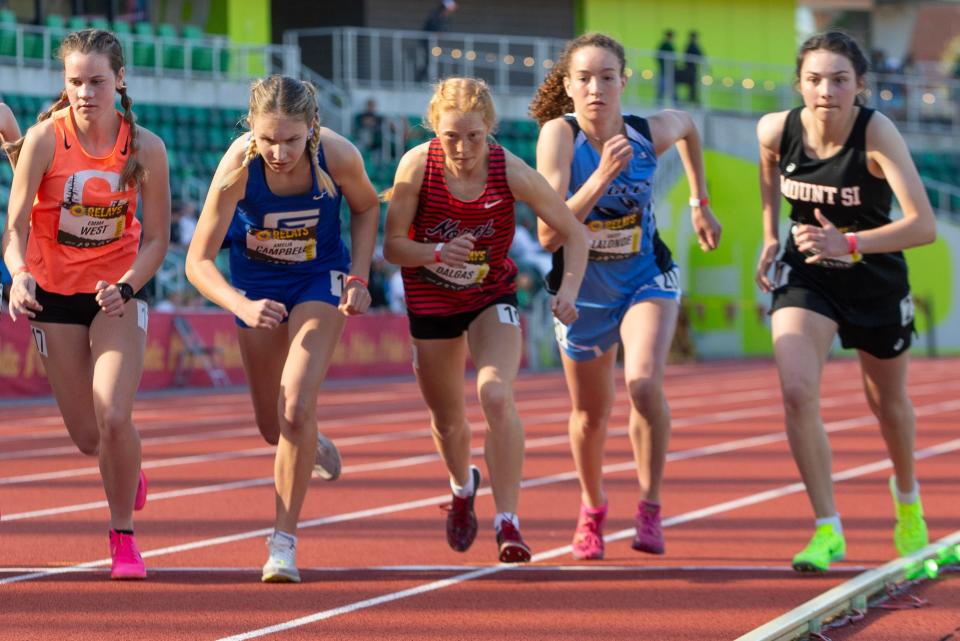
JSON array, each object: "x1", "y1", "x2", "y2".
[{"x1": 755, "y1": 31, "x2": 936, "y2": 572}]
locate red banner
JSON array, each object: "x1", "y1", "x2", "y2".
[{"x1": 0, "y1": 310, "x2": 414, "y2": 398}]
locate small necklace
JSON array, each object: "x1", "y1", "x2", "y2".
[{"x1": 586, "y1": 122, "x2": 625, "y2": 145}]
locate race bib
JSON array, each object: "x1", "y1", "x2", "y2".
[
  {"x1": 57, "y1": 202, "x2": 127, "y2": 248},
  {"x1": 57, "y1": 169, "x2": 130, "y2": 248},
  {"x1": 900, "y1": 293, "x2": 915, "y2": 327},
  {"x1": 418, "y1": 249, "x2": 489, "y2": 291},
  {"x1": 586, "y1": 213, "x2": 642, "y2": 261},
  {"x1": 245, "y1": 226, "x2": 318, "y2": 265}
]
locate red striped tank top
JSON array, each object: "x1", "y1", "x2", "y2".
[{"x1": 402, "y1": 138, "x2": 517, "y2": 316}]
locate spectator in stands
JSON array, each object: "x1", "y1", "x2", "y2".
[
  {"x1": 529, "y1": 32, "x2": 721, "y2": 562},
  {"x1": 510, "y1": 212, "x2": 551, "y2": 277},
  {"x1": 186, "y1": 75, "x2": 379, "y2": 584},
  {"x1": 682, "y1": 31, "x2": 703, "y2": 105},
  {"x1": 367, "y1": 249, "x2": 390, "y2": 309},
  {"x1": 383, "y1": 77, "x2": 587, "y2": 563},
  {"x1": 354, "y1": 98, "x2": 383, "y2": 158},
  {"x1": 655, "y1": 29, "x2": 677, "y2": 105},
  {"x1": 416, "y1": 0, "x2": 458, "y2": 82},
  {"x1": 387, "y1": 267, "x2": 405, "y2": 313},
  {"x1": 169, "y1": 200, "x2": 198, "y2": 248},
  {"x1": 2, "y1": 29, "x2": 170, "y2": 580},
  {"x1": 755, "y1": 31, "x2": 936, "y2": 573},
  {"x1": 952, "y1": 54, "x2": 960, "y2": 124}
]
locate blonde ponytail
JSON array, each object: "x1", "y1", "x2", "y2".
[{"x1": 219, "y1": 135, "x2": 259, "y2": 191}]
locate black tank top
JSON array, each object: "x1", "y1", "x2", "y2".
[{"x1": 779, "y1": 106, "x2": 909, "y2": 323}]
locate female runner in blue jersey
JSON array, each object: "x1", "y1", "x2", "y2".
[
  {"x1": 186, "y1": 75, "x2": 379, "y2": 583},
  {"x1": 530, "y1": 33, "x2": 721, "y2": 561}
]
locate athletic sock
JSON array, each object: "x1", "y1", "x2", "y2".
[
  {"x1": 450, "y1": 469, "x2": 475, "y2": 498},
  {"x1": 895, "y1": 479, "x2": 920, "y2": 505},
  {"x1": 493, "y1": 512, "x2": 519, "y2": 532},
  {"x1": 273, "y1": 530, "x2": 297, "y2": 547},
  {"x1": 112, "y1": 528, "x2": 134, "y2": 536},
  {"x1": 815, "y1": 515, "x2": 843, "y2": 536}
]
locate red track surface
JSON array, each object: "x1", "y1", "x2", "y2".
[{"x1": 2, "y1": 358, "x2": 958, "y2": 641}]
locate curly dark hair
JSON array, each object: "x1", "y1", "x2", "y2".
[{"x1": 528, "y1": 32, "x2": 626, "y2": 126}]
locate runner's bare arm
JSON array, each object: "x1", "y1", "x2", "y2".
[
  {"x1": 322, "y1": 129, "x2": 379, "y2": 282},
  {"x1": 383, "y1": 144, "x2": 470, "y2": 267},
  {"x1": 185, "y1": 136, "x2": 258, "y2": 316},
  {"x1": 506, "y1": 152, "x2": 586, "y2": 313},
  {"x1": 321, "y1": 128, "x2": 380, "y2": 315},
  {"x1": 111, "y1": 127, "x2": 170, "y2": 292},
  {"x1": 755, "y1": 111, "x2": 788, "y2": 292},
  {"x1": 858, "y1": 112, "x2": 936, "y2": 253}
]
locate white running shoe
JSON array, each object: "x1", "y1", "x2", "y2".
[
  {"x1": 313, "y1": 432, "x2": 341, "y2": 481},
  {"x1": 262, "y1": 533, "x2": 300, "y2": 583}
]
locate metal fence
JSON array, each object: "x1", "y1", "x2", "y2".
[{"x1": 285, "y1": 26, "x2": 960, "y2": 135}]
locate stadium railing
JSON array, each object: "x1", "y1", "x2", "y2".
[
  {"x1": 0, "y1": 19, "x2": 299, "y2": 80},
  {"x1": 285, "y1": 26, "x2": 960, "y2": 135}
]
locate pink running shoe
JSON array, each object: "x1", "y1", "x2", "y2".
[
  {"x1": 109, "y1": 530, "x2": 146, "y2": 580},
  {"x1": 134, "y1": 469, "x2": 148, "y2": 511},
  {"x1": 571, "y1": 503, "x2": 607, "y2": 561},
  {"x1": 631, "y1": 499, "x2": 665, "y2": 555}
]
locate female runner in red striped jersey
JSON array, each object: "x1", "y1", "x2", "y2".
[{"x1": 384, "y1": 77, "x2": 587, "y2": 563}]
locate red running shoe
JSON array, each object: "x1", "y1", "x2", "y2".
[
  {"x1": 440, "y1": 465, "x2": 481, "y2": 552},
  {"x1": 631, "y1": 499, "x2": 665, "y2": 555},
  {"x1": 496, "y1": 520, "x2": 532, "y2": 563}
]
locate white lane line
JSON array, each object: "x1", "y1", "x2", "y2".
[
  {"x1": 0, "y1": 376, "x2": 921, "y2": 485},
  {"x1": 4, "y1": 364, "x2": 948, "y2": 446},
  {"x1": 213, "y1": 437, "x2": 960, "y2": 641},
  {"x1": 0, "y1": 564, "x2": 869, "y2": 575},
  {"x1": 3, "y1": 398, "x2": 958, "y2": 588},
  {"x1": 4, "y1": 396, "x2": 959, "y2": 524}
]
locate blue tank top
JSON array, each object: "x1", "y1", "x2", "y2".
[
  {"x1": 546, "y1": 115, "x2": 673, "y2": 305},
  {"x1": 227, "y1": 143, "x2": 349, "y2": 291}
]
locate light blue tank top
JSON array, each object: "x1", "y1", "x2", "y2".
[{"x1": 568, "y1": 114, "x2": 674, "y2": 306}]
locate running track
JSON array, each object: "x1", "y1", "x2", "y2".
[{"x1": 2, "y1": 358, "x2": 958, "y2": 641}]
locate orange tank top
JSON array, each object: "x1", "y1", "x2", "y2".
[{"x1": 27, "y1": 107, "x2": 140, "y2": 294}]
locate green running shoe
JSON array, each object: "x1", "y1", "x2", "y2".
[
  {"x1": 792, "y1": 523, "x2": 846, "y2": 573},
  {"x1": 890, "y1": 476, "x2": 929, "y2": 557}
]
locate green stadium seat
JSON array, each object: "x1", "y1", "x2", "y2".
[
  {"x1": 89, "y1": 17, "x2": 110, "y2": 31},
  {"x1": 65, "y1": 15, "x2": 87, "y2": 31},
  {"x1": 43, "y1": 15, "x2": 67, "y2": 60},
  {"x1": 132, "y1": 22, "x2": 155, "y2": 68},
  {"x1": 135, "y1": 102, "x2": 158, "y2": 127},
  {"x1": 0, "y1": 161, "x2": 13, "y2": 185},
  {"x1": 181, "y1": 24, "x2": 214, "y2": 72},
  {"x1": 0, "y1": 9, "x2": 17, "y2": 58},
  {"x1": 156, "y1": 23, "x2": 183, "y2": 70}
]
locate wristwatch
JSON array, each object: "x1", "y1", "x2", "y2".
[{"x1": 116, "y1": 282, "x2": 134, "y2": 303}]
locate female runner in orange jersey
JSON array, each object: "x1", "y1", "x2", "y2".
[{"x1": 2, "y1": 29, "x2": 170, "y2": 580}]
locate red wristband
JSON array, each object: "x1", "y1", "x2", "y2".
[
  {"x1": 345, "y1": 275, "x2": 368, "y2": 288},
  {"x1": 434, "y1": 242, "x2": 444, "y2": 263},
  {"x1": 14, "y1": 265, "x2": 30, "y2": 274},
  {"x1": 845, "y1": 232, "x2": 858, "y2": 254}
]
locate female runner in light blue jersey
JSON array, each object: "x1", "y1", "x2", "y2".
[
  {"x1": 530, "y1": 33, "x2": 721, "y2": 561},
  {"x1": 186, "y1": 75, "x2": 379, "y2": 583}
]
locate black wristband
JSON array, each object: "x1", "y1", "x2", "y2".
[{"x1": 116, "y1": 282, "x2": 134, "y2": 303}]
